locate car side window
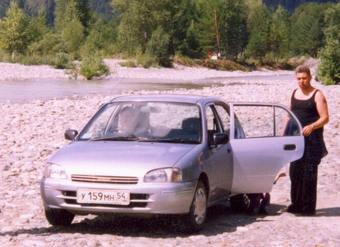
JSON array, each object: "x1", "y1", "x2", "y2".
[
  {"x1": 233, "y1": 105, "x2": 300, "y2": 138},
  {"x1": 206, "y1": 106, "x2": 217, "y2": 132},
  {"x1": 214, "y1": 105, "x2": 231, "y2": 133}
]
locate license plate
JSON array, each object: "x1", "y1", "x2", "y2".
[{"x1": 76, "y1": 188, "x2": 130, "y2": 205}]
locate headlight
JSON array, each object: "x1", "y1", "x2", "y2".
[
  {"x1": 144, "y1": 168, "x2": 182, "y2": 183},
  {"x1": 43, "y1": 162, "x2": 68, "y2": 179}
]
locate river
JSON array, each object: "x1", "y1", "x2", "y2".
[{"x1": 0, "y1": 74, "x2": 294, "y2": 103}]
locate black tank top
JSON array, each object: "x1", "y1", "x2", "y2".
[
  {"x1": 290, "y1": 89, "x2": 328, "y2": 163},
  {"x1": 291, "y1": 89, "x2": 320, "y2": 127}
]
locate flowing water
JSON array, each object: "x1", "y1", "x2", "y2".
[{"x1": 0, "y1": 74, "x2": 294, "y2": 103}]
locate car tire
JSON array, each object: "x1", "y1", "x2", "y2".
[
  {"x1": 185, "y1": 181, "x2": 207, "y2": 232},
  {"x1": 229, "y1": 194, "x2": 249, "y2": 212},
  {"x1": 45, "y1": 208, "x2": 75, "y2": 226}
]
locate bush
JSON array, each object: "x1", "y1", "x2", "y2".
[
  {"x1": 119, "y1": 60, "x2": 138, "y2": 68},
  {"x1": 317, "y1": 42, "x2": 340, "y2": 85},
  {"x1": 21, "y1": 54, "x2": 46, "y2": 65},
  {"x1": 79, "y1": 56, "x2": 110, "y2": 80},
  {"x1": 137, "y1": 54, "x2": 158, "y2": 68},
  {"x1": 173, "y1": 55, "x2": 196, "y2": 67},
  {"x1": 44, "y1": 52, "x2": 74, "y2": 69},
  {"x1": 0, "y1": 50, "x2": 12, "y2": 62}
]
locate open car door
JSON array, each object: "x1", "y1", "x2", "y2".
[{"x1": 229, "y1": 103, "x2": 304, "y2": 194}]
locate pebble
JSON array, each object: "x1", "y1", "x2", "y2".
[{"x1": 0, "y1": 61, "x2": 339, "y2": 246}]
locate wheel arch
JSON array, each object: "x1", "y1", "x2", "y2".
[{"x1": 197, "y1": 172, "x2": 209, "y2": 198}]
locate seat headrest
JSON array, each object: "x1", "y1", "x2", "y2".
[{"x1": 182, "y1": 118, "x2": 201, "y2": 132}]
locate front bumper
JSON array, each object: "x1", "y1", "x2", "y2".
[{"x1": 40, "y1": 177, "x2": 196, "y2": 215}]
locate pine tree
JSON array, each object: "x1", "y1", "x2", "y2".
[
  {"x1": 27, "y1": 9, "x2": 49, "y2": 44},
  {"x1": 246, "y1": 4, "x2": 271, "y2": 60},
  {"x1": 173, "y1": 0, "x2": 202, "y2": 58},
  {"x1": 195, "y1": 0, "x2": 225, "y2": 57},
  {"x1": 54, "y1": 0, "x2": 90, "y2": 33},
  {"x1": 269, "y1": 5, "x2": 291, "y2": 60},
  {"x1": 223, "y1": 0, "x2": 249, "y2": 60},
  {"x1": 290, "y1": 13, "x2": 323, "y2": 57}
]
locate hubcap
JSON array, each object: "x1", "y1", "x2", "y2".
[{"x1": 193, "y1": 187, "x2": 206, "y2": 225}]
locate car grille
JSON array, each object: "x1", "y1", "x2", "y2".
[
  {"x1": 62, "y1": 191, "x2": 148, "y2": 208},
  {"x1": 71, "y1": 174, "x2": 139, "y2": 184}
]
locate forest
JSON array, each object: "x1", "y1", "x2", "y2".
[{"x1": 0, "y1": 0, "x2": 339, "y2": 83}]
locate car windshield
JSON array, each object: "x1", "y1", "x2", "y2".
[{"x1": 78, "y1": 101, "x2": 202, "y2": 143}]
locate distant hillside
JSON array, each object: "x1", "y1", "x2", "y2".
[
  {"x1": 0, "y1": 0, "x2": 114, "y2": 23},
  {"x1": 0, "y1": 0, "x2": 338, "y2": 21},
  {"x1": 262, "y1": 0, "x2": 339, "y2": 13}
]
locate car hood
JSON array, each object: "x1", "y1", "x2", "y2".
[{"x1": 50, "y1": 141, "x2": 197, "y2": 177}]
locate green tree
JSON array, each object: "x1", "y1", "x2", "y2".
[
  {"x1": 27, "y1": 9, "x2": 49, "y2": 44},
  {"x1": 0, "y1": 1, "x2": 29, "y2": 60},
  {"x1": 62, "y1": 18, "x2": 84, "y2": 58},
  {"x1": 54, "y1": 0, "x2": 90, "y2": 33},
  {"x1": 53, "y1": 0, "x2": 88, "y2": 57},
  {"x1": 80, "y1": 18, "x2": 118, "y2": 58},
  {"x1": 317, "y1": 3, "x2": 340, "y2": 85},
  {"x1": 145, "y1": 26, "x2": 171, "y2": 66},
  {"x1": 246, "y1": 4, "x2": 271, "y2": 60},
  {"x1": 290, "y1": 2, "x2": 331, "y2": 57},
  {"x1": 223, "y1": 0, "x2": 249, "y2": 60},
  {"x1": 111, "y1": 0, "x2": 173, "y2": 56},
  {"x1": 28, "y1": 31, "x2": 67, "y2": 56},
  {"x1": 269, "y1": 5, "x2": 291, "y2": 60},
  {"x1": 290, "y1": 13, "x2": 323, "y2": 57},
  {"x1": 180, "y1": 21, "x2": 202, "y2": 58},
  {"x1": 195, "y1": 0, "x2": 225, "y2": 56},
  {"x1": 173, "y1": 0, "x2": 202, "y2": 58}
]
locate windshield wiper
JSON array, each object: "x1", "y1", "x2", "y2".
[
  {"x1": 90, "y1": 136, "x2": 138, "y2": 141},
  {"x1": 151, "y1": 138, "x2": 200, "y2": 144},
  {"x1": 90, "y1": 136, "x2": 199, "y2": 144}
]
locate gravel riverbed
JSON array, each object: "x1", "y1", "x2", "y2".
[{"x1": 0, "y1": 60, "x2": 339, "y2": 246}]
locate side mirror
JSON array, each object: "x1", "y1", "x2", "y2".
[
  {"x1": 64, "y1": 129, "x2": 78, "y2": 141},
  {"x1": 211, "y1": 132, "x2": 229, "y2": 148}
]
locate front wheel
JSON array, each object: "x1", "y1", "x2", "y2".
[
  {"x1": 185, "y1": 181, "x2": 207, "y2": 232},
  {"x1": 45, "y1": 208, "x2": 75, "y2": 226}
]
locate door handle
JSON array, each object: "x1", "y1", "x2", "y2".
[{"x1": 283, "y1": 144, "x2": 296, "y2": 150}]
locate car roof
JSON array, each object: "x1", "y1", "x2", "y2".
[{"x1": 110, "y1": 94, "x2": 224, "y2": 105}]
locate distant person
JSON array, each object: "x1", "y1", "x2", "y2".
[
  {"x1": 286, "y1": 65, "x2": 329, "y2": 216},
  {"x1": 119, "y1": 106, "x2": 138, "y2": 135}
]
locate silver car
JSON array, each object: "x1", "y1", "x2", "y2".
[{"x1": 40, "y1": 94, "x2": 304, "y2": 231}]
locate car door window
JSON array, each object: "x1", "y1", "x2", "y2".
[{"x1": 233, "y1": 105, "x2": 300, "y2": 138}]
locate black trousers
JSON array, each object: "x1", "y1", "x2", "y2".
[{"x1": 289, "y1": 156, "x2": 319, "y2": 214}]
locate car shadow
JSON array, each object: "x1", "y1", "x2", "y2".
[{"x1": 1, "y1": 204, "x2": 340, "y2": 238}]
